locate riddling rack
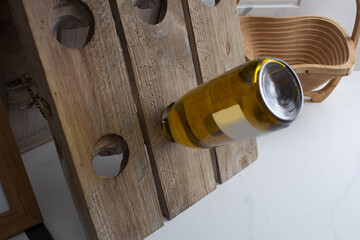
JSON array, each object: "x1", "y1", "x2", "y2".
[{"x1": 7, "y1": 0, "x2": 257, "y2": 239}]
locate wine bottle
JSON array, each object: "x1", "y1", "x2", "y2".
[{"x1": 161, "y1": 58, "x2": 303, "y2": 148}]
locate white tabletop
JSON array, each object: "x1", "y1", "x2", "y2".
[{"x1": 12, "y1": 71, "x2": 360, "y2": 240}]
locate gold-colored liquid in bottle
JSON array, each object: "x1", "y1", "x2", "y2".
[{"x1": 161, "y1": 58, "x2": 303, "y2": 148}]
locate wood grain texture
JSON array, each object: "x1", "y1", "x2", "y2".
[
  {"x1": 239, "y1": 12, "x2": 358, "y2": 102},
  {"x1": 183, "y1": 0, "x2": 258, "y2": 183},
  {"x1": 214, "y1": 139, "x2": 257, "y2": 182},
  {"x1": 0, "y1": 99, "x2": 43, "y2": 240},
  {"x1": 133, "y1": 0, "x2": 164, "y2": 25},
  {"x1": 9, "y1": 0, "x2": 163, "y2": 239},
  {"x1": 112, "y1": 0, "x2": 216, "y2": 219},
  {"x1": 0, "y1": 0, "x2": 51, "y2": 153}
]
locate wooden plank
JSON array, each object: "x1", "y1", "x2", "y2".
[
  {"x1": 111, "y1": 0, "x2": 216, "y2": 219},
  {"x1": 9, "y1": 0, "x2": 163, "y2": 239},
  {"x1": 182, "y1": 0, "x2": 258, "y2": 183},
  {"x1": 0, "y1": 0, "x2": 51, "y2": 153},
  {"x1": 0, "y1": 99, "x2": 43, "y2": 240}
]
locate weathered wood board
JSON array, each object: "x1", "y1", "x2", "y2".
[
  {"x1": 9, "y1": 0, "x2": 164, "y2": 239},
  {"x1": 183, "y1": 0, "x2": 258, "y2": 183},
  {"x1": 112, "y1": 0, "x2": 216, "y2": 219}
]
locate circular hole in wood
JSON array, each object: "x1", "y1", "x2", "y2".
[
  {"x1": 201, "y1": 0, "x2": 220, "y2": 7},
  {"x1": 50, "y1": 0, "x2": 95, "y2": 49},
  {"x1": 133, "y1": 0, "x2": 167, "y2": 25},
  {"x1": 92, "y1": 134, "x2": 129, "y2": 178}
]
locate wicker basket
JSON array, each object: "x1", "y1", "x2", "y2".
[{"x1": 237, "y1": 0, "x2": 359, "y2": 102}]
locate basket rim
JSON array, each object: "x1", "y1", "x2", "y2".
[{"x1": 239, "y1": 15, "x2": 357, "y2": 77}]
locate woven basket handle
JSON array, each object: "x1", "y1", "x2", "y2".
[{"x1": 352, "y1": 0, "x2": 360, "y2": 46}]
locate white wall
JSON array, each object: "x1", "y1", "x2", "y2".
[{"x1": 239, "y1": 0, "x2": 360, "y2": 70}]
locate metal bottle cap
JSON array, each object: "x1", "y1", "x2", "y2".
[{"x1": 258, "y1": 58, "x2": 304, "y2": 122}]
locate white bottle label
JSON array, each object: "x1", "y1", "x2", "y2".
[{"x1": 212, "y1": 104, "x2": 263, "y2": 141}]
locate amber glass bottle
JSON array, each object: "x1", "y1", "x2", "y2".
[{"x1": 161, "y1": 58, "x2": 303, "y2": 148}]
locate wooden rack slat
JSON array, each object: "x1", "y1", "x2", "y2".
[
  {"x1": 112, "y1": 0, "x2": 216, "y2": 219},
  {"x1": 183, "y1": 0, "x2": 258, "y2": 183},
  {"x1": 9, "y1": 0, "x2": 164, "y2": 239}
]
